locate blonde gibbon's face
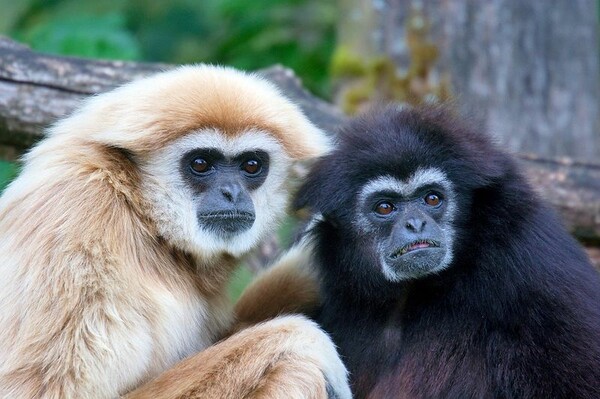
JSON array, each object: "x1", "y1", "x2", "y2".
[
  {"x1": 32, "y1": 65, "x2": 331, "y2": 264},
  {"x1": 140, "y1": 128, "x2": 292, "y2": 261}
]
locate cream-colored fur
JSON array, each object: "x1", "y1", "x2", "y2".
[
  {"x1": 0, "y1": 65, "x2": 348, "y2": 398},
  {"x1": 126, "y1": 316, "x2": 351, "y2": 399}
]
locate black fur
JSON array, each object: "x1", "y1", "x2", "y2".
[{"x1": 297, "y1": 106, "x2": 600, "y2": 398}]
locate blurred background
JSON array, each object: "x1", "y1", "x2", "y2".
[
  {"x1": 1, "y1": 0, "x2": 599, "y2": 295},
  {"x1": 0, "y1": 0, "x2": 337, "y2": 96},
  {"x1": 1, "y1": 0, "x2": 598, "y2": 158}
]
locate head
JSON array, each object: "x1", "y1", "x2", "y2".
[
  {"x1": 42, "y1": 65, "x2": 331, "y2": 260},
  {"x1": 139, "y1": 127, "x2": 294, "y2": 259},
  {"x1": 297, "y1": 105, "x2": 510, "y2": 287}
]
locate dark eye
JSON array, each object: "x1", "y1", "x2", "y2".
[
  {"x1": 375, "y1": 201, "x2": 395, "y2": 216},
  {"x1": 424, "y1": 192, "x2": 442, "y2": 207},
  {"x1": 190, "y1": 158, "x2": 211, "y2": 174},
  {"x1": 242, "y1": 159, "x2": 261, "y2": 175}
]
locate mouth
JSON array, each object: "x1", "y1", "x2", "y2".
[
  {"x1": 198, "y1": 211, "x2": 255, "y2": 220},
  {"x1": 390, "y1": 239, "x2": 440, "y2": 259},
  {"x1": 198, "y1": 211, "x2": 255, "y2": 235}
]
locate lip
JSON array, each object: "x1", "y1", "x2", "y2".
[
  {"x1": 390, "y1": 239, "x2": 440, "y2": 259},
  {"x1": 198, "y1": 211, "x2": 255, "y2": 235},
  {"x1": 198, "y1": 211, "x2": 255, "y2": 220}
]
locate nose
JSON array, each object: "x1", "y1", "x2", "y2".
[
  {"x1": 405, "y1": 217, "x2": 426, "y2": 233},
  {"x1": 220, "y1": 183, "x2": 243, "y2": 203}
]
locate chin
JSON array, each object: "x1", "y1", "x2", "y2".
[{"x1": 381, "y1": 247, "x2": 449, "y2": 282}]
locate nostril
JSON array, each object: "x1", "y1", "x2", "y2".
[
  {"x1": 405, "y1": 218, "x2": 426, "y2": 232},
  {"x1": 219, "y1": 183, "x2": 243, "y2": 203},
  {"x1": 221, "y1": 189, "x2": 234, "y2": 202}
]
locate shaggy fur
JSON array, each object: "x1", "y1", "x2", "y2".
[
  {"x1": 0, "y1": 65, "x2": 350, "y2": 398},
  {"x1": 127, "y1": 315, "x2": 346, "y2": 399},
  {"x1": 235, "y1": 238, "x2": 322, "y2": 331},
  {"x1": 295, "y1": 106, "x2": 600, "y2": 398}
]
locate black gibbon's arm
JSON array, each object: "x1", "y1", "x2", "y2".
[
  {"x1": 0, "y1": 65, "x2": 350, "y2": 398},
  {"x1": 293, "y1": 105, "x2": 600, "y2": 398}
]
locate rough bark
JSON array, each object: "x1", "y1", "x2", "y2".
[
  {"x1": 519, "y1": 153, "x2": 600, "y2": 243},
  {"x1": 341, "y1": 0, "x2": 600, "y2": 162},
  {"x1": 1, "y1": 37, "x2": 599, "y2": 248}
]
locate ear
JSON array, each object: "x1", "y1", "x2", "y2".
[
  {"x1": 445, "y1": 121, "x2": 512, "y2": 190},
  {"x1": 293, "y1": 159, "x2": 327, "y2": 213},
  {"x1": 466, "y1": 141, "x2": 513, "y2": 189},
  {"x1": 293, "y1": 157, "x2": 345, "y2": 220}
]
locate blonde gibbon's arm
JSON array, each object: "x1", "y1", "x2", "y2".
[
  {"x1": 125, "y1": 315, "x2": 351, "y2": 399},
  {"x1": 125, "y1": 243, "x2": 349, "y2": 399},
  {"x1": 233, "y1": 238, "x2": 322, "y2": 331}
]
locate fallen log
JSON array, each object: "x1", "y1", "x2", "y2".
[{"x1": 1, "y1": 36, "x2": 599, "y2": 248}]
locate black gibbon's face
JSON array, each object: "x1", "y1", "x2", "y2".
[
  {"x1": 298, "y1": 107, "x2": 507, "y2": 284},
  {"x1": 354, "y1": 168, "x2": 457, "y2": 281},
  {"x1": 180, "y1": 148, "x2": 270, "y2": 236}
]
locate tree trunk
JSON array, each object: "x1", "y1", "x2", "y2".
[{"x1": 338, "y1": 0, "x2": 600, "y2": 162}]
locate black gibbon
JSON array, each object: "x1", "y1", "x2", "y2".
[
  {"x1": 0, "y1": 65, "x2": 351, "y2": 399},
  {"x1": 291, "y1": 106, "x2": 600, "y2": 398}
]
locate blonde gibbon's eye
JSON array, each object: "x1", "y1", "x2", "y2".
[
  {"x1": 241, "y1": 159, "x2": 261, "y2": 175},
  {"x1": 190, "y1": 158, "x2": 212, "y2": 174}
]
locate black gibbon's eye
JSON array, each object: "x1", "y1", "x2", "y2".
[
  {"x1": 241, "y1": 159, "x2": 262, "y2": 175},
  {"x1": 375, "y1": 201, "x2": 395, "y2": 216},
  {"x1": 424, "y1": 192, "x2": 442, "y2": 207},
  {"x1": 190, "y1": 158, "x2": 211, "y2": 174}
]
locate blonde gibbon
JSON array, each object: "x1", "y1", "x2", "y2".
[{"x1": 0, "y1": 65, "x2": 351, "y2": 399}]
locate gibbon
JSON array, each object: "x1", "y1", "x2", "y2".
[
  {"x1": 271, "y1": 106, "x2": 600, "y2": 398},
  {"x1": 0, "y1": 65, "x2": 350, "y2": 399}
]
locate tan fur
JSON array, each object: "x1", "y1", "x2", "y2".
[
  {"x1": 234, "y1": 242, "x2": 322, "y2": 331},
  {"x1": 50, "y1": 65, "x2": 330, "y2": 159},
  {"x1": 126, "y1": 316, "x2": 341, "y2": 399},
  {"x1": 0, "y1": 66, "x2": 348, "y2": 398}
]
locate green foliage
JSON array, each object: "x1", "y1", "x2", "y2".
[
  {"x1": 277, "y1": 215, "x2": 301, "y2": 248},
  {"x1": 7, "y1": 0, "x2": 140, "y2": 60},
  {"x1": 227, "y1": 264, "x2": 254, "y2": 302},
  {"x1": 208, "y1": 0, "x2": 336, "y2": 97},
  {"x1": 16, "y1": 12, "x2": 140, "y2": 60},
  {"x1": 0, "y1": 161, "x2": 18, "y2": 192},
  {"x1": 0, "y1": 0, "x2": 34, "y2": 32},
  {"x1": 330, "y1": 45, "x2": 366, "y2": 78},
  {"x1": 3, "y1": 0, "x2": 337, "y2": 98}
]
